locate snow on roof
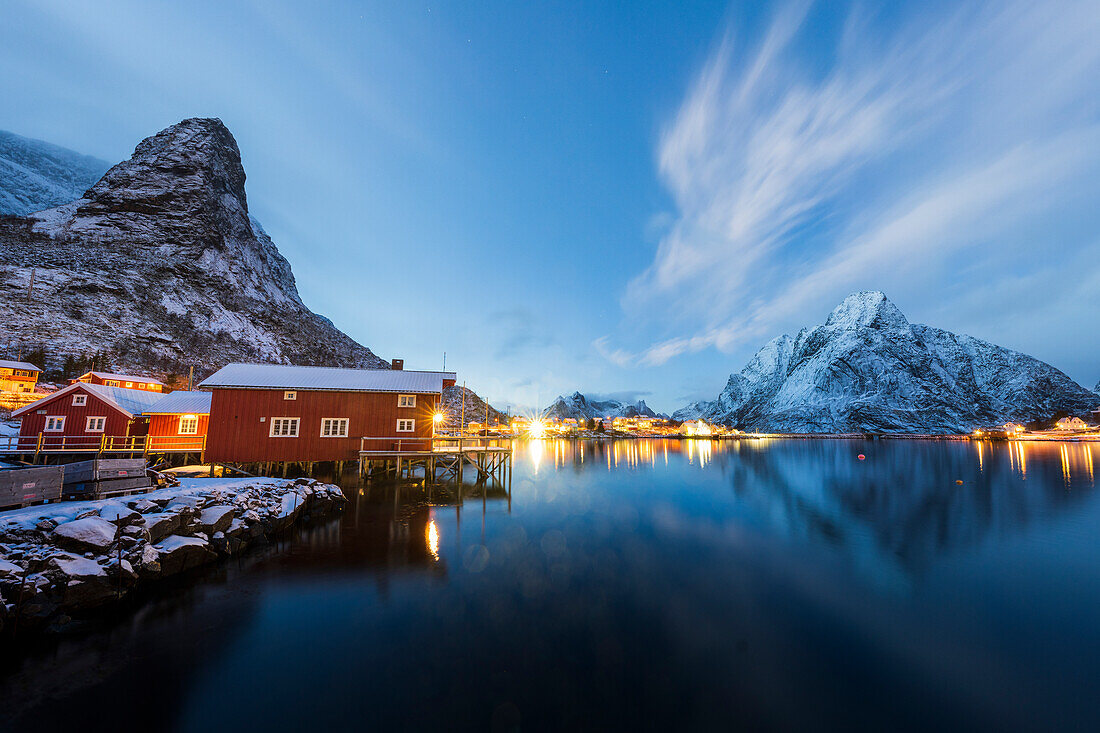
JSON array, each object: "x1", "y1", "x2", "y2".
[
  {"x1": 80, "y1": 371, "x2": 165, "y2": 386},
  {"x1": 199, "y1": 363, "x2": 457, "y2": 394},
  {"x1": 0, "y1": 360, "x2": 41, "y2": 372},
  {"x1": 11, "y1": 382, "x2": 165, "y2": 418},
  {"x1": 143, "y1": 390, "x2": 212, "y2": 415}
]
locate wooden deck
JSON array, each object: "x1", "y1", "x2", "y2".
[
  {"x1": 0, "y1": 434, "x2": 206, "y2": 461},
  {"x1": 359, "y1": 436, "x2": 513, "y2": 486}
]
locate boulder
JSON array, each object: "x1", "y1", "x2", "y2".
[
  {"x1": 130, "y1": 499, "x2": 159, "y2": 513},
  {"x1": 197, "y1": 505, "x2": 236, "y2": 535},
  {"x1": 47, "y1": 553, "x2": 114, "y2": 607},
  {"x1": 98, "y1": 503, "x2": 141, "y2": 525},
  {"x1": 154, "y1": 535, "x2": 216, "y2": 575},
  {"x1": 52, "y1": 517, "x2": 117, "y2": 552},
  {"x1": 143, "y1": 513, "x2": 182, "y2": 543}
]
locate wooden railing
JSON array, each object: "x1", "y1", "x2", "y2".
[
  {"x1": 358, "y1": 435, "x2": 509, "y2": 454},
  {"x1": 0, "y1": 434, "x2": 206, "y2": 455}
]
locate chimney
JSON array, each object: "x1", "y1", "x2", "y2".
[{"x1": 391, "y1": 358, "x2": 404, "y2": 371}]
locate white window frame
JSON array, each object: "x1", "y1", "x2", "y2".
[
  {"x1": 104, "y1": 379, "x2": 120, "y2": 387},
  {"x1": 284, "y1": 391, "x2": 297, "y2": 401},
  {"x1": 320, "y1": 417, "x2": 349, "y2": 437},
  {"x1": 85, "y1": 416, "x2": 106, "y2": 433},
  {"x1": 398, "y1": 394, "x2": 416, "y2": 408},
  {"x1": 178, "y1": 416, "x2": 199, "y2": 435},
  {"x1": 45, "y1": 416, "x2": 66, "y2": 432},
  {"x1": 269, "y1": 417, "x2": 300, "y2": 437},
  {"x1": 72, "y1": 394, "x2": 87, "y2": 406},
  {"x1": 396, "y1": 418, "x2": 415, "y2": 433}
]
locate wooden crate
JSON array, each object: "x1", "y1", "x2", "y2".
[
  {"x1": 64, "y1": 476, "x2": 153, "y2": 499},
  {"x1": 0, "y1": 466, "x2": 64, "y2": 508},
  {"x1": 62, "y1": 458, "x2": 147, "y2": 485}
]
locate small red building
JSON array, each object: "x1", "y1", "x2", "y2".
[
  {"x1": 143, "y1": 390, "x2": 212, "y2": 452},
  {"x1": 12, "y1": 382, "x2": 165, "y2": 448},
  {"x1": 72, "y1": 371, "x2": 166, "y2": 393},
  {"x1": 200, "y1": 363, "x2": 456, "y2": 464}
]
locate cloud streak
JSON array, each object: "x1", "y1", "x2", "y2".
[{"x1": 611, "y1": 0, "x2": 1100, "y2": 366}]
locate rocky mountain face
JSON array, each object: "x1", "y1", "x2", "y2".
[
  {"x1": 0, "y1": 118, "x2": 388, "y2": 378},
  {"x1": 683, "y1": 291, "x2": 1097, "y2": 433},
  {"x1": 671, "y1": 401, "x2": 711, "y2": 422},
  {"x1": 546, "y1": 392, "x2": 665, "y2": 421},
  {"x1": 0, "y1": 130, "x2": 110, "y2": 216},
  {"x1": 440, "y1": 385, "x2": 508, "y2": 429}
]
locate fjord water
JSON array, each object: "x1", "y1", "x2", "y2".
[{"x1": 3, "y1": 439, "x2": 1100, "y2": 732}]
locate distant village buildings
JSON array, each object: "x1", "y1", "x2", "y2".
[{"x1": 0, "y1": 360, "x2": 41, "y2": 394}]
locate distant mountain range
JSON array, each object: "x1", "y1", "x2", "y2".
[
  {"x1": 0, "y1": 119, "x2": 388, "y2": 378},
  {"x1": 677, "y1": 291, "x2": 1097, "y2": 433},
  {"x1": 546, "y1": 392, "x2": 667, "y2": 421},
  {"x1": 0, "y1": 130, "x2": 111, "y2": 216}
]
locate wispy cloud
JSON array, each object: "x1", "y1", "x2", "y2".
[{"x1": 608, "y1": 0, "x2": 1100, "y2": 366}]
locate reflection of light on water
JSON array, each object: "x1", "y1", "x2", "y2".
[
  {"x1": 427, "y1": 517, "x2": 439, "y2": 561},
  {"x1": 1061, "y1": 445, "x2": 1071, "y2": 485},
  {"x1": 529, "y1": 439, "x2": 544, "y2": 474},
  {"x1": 1086, "y1": 445, "x2": 1095, "y2": 483},
  {"x1": 697, "y1": 440, "x2": 712, "y2": 469},
  {"x1": 976, "y1": 440, "x2": 983, "y2": 472}
]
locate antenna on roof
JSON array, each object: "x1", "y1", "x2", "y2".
[{"x1": 443, "y1": 351, "x2": 446, "y2": 372}]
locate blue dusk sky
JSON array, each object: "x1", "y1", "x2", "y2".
[{"x1": 2, "y1": 0, "x2": 1098, "y2": 412}]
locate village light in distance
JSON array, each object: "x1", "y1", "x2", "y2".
[{"x1": 528, "y1": 419, "x2": 547, "y2": 439}]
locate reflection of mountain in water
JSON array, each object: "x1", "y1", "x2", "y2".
[{"x1": 714, "y1": 440, "x2": 1097, "y2": 579}]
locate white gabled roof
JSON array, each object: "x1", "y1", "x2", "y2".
[
  {"x1": 199, "y1": 363, "x2": 456, "y2": 394},
  {"x1": 143, "y1": 390, "x2": 212, "y2": 415},
  {"x1": 12, "y1": 382, "x2": 165, "y2": 418},
  {"x1": 0, "y1": 360, "x2": 42, "y2": 372},
  {"x1": 79, "y1": 371, "x2": 166, "y2": 386}
]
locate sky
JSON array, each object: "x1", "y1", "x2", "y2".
[{"x1": 2, "y1": 0, "x2": 1098, "y2": 413}]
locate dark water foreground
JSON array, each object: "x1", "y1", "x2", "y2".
[{"x1": 1, "y1": 438, "x2": 1098, "y2": 732}]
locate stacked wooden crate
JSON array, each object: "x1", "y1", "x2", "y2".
[
  {"x1": 0, "y1": 465, "x2": 65, "y2": 509},
  {"x1": 62, "y1": 458, "x2": 153, "y2": 499}
]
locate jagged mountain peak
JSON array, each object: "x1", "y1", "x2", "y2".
[
  {"x1": 679, "y1": 291, "x2": 1095, "y2": 433},
  {"x1": 0, "y1": 129, "x2": 111, "y2": 216},
  {"x1": 824, "y1": 290, "x2": 908, "y2": 331},
  {"x1": 0, "y1": 118, "x2": 388, "y2": 376},
  {"x1": 84, "y1": 117, "x2": 247, "y2": 213}
]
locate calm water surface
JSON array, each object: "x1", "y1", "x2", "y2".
[{"x1": 2, "y1": 438, "x2": 1099, "y2": 731}]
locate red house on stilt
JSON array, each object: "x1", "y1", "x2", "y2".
[
  {"x1": 200, "y1": 362, "x2": 456, "y2": 465},
  {"x1": 12, "y1": 382, "x2": 165, "y2": 450}
]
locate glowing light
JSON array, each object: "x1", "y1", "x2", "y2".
[
  {"x1": 685, "y1": 420, "x2": 713, "y2": 437},
  {"x1": 433, "y1": 412, "x2": 444, "y2": 423},
  {"x1": 528, "y1": 419, "x2": 547, "y2": 439},
  {"x1": 426, "y1": 518, "x2": 439, "y2": 561}
]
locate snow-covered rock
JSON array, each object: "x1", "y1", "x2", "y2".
[
  {"x1": 671, "y1": 401, "x2": 711, "y2": 422},
  {"x1": 681, "y1": 291, "x2": 1098, "y2": 433},
  {"x1": 545, "y1": 392, "x2": 667, "y2": 421},
  {"x1": 52, "y1": 517, "x2": 117, "y2": 552},
  {"x1": 154, "y1": 535, "x2": 216, "y2": 575},
  {"x1": 196, "y1": 505, "x2": 235, "y2": 535},
  {"x1": 0, "y1": 129, "x2": 110, "y2": 216},
  {"x1": 143, "y1": 512, "x2": 182, "y2": 544},
  {"x1": 0, "y1": 118, "x2": 388, "y2": 376}
]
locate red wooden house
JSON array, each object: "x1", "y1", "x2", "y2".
[
  {"x1": 200, "y1": 362, "x2": 456, "y2": 464},
  {"x1": 72, "y1": 371, "x2": 166, "y2": 393},
  {"x1": 12, "y1": 382, "x2": 165, "y2": 449},
  {"x1": 142, "y1": 390, "x2": 212, "y2": 452}
]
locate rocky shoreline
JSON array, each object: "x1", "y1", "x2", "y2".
[{"x1": 0, "y1": 477, "x2": 346, "y2": 635}]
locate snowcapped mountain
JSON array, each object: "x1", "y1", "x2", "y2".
[
  {"x1": 0, "y1": 129, "x2": 111, "y2": 216},
  {"x1": 440, "y1": 385, "x2": 508, "y2": 429},
  {"x1": 545, "y1": 392, "x2": 666, "y2": 420},
  {"x1": 671, "y1": 401, "x2": 711, "y2": 422},
  {"x1": 682, "y1": 291, "x2": 1097, "y2": 434},
  {"x1": 0, "y1": 118, "x2": 388, "y2": 377}
]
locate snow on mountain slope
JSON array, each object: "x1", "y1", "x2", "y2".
[
  {"x1": 683, "y1": 291, "x2": 1096, "y2": 433},
  {"x1": 0, "y1": 118, "x2": 387, "y2": 377},
  {"x1": 0, "y1": 130, "x2": 110, "y2": 216},
  {"x1": 546, "y1": 392, "x2": 666, "y2": 420}
]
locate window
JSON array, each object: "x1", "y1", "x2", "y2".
[
  {"x1": 72, "y1": 394, "x2": 87, "y2": 406},
  {"x1": 397, "y1": 419, "x2": 415, "y2": 432},
  {"x1": 45, "y1": 416, "x2": 65, "y2": 432},
  {"x1": 398, "y1": 394, "x2": 416, "y2": 408},
  {"x1": 270, "y1": 417, "x2": 300, "y2": 437},
  {"x1": 321, "y1": 418, "x2": 349, "y2": 437},
  {"x1": 178, "y1": 416, "x2": 199, "y2": 435},
  {"x1": 284, "y1": 391, "x2": 297, "y2": 401},
  {"x1": 136, "y1": 383, "x2": 145, "y2": 389},
  {"x1": 125, "y1": 382, "x2": 134, "y2": 388},
  {"x1": 105, "y1": 379, "x2": 120, "y2": 387},
  {"x1": 85, "y1": 416, "x2": 106, "y2": 433}
]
